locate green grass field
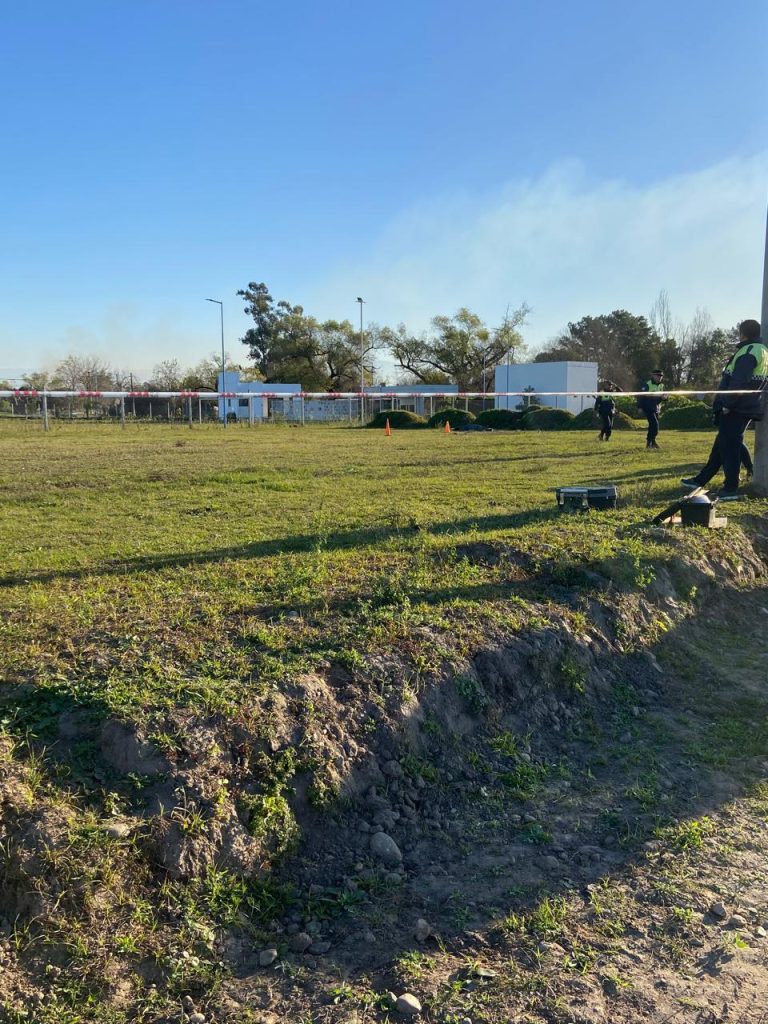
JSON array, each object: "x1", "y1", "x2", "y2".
[
  {"x1": 0, "y1": 420, "x2": 750, "y2": 724},
  {"x1": 2, "y1": 421, "x2": 767, "y2": 1023}
]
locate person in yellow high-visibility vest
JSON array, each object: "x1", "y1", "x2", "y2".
[
  {"x1": 681, "y1": 319, "x2": 768, "y2": 500},
  {"x1": 594, "y1": 393, "x2": 616, "y2": 440},
  {"x1": 637, "y1": 370, "x2": 665, "y2": 449}
]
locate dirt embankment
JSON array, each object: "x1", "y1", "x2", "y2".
[{"x1": 2, "y1": 519, "x2": 768, "y2": 1022}]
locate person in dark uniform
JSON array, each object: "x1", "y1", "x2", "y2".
[
  {"x1": 637, "y1": 370, "x2": 665, "y2": 449},
  {"x1": 594, "y1": 393, "x2": 616, "y2": 441},
  {"x1": 680, "y1": 319, "x2": 767, "y2": 500},
  {"x1": 680, "y1": 431, "x2": 753, "y2": 491}
]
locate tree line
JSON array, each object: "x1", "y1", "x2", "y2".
[
  {"x1": 535, "y1": 292, "x2": 738, "y2": 391},
  {"x1": 237, "y1": 281, "x2": 530, "y2": 392},
  {"x1": 3, "y1": 285, "x2": 740, "y2": 416},
  {"x1": 0, "y1": 353, "x2": 248, "y2": 418},
  {"x1": 239, "y1": 282, "x2": 738, "y2": 394}
]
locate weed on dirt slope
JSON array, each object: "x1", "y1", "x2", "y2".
[{"x1": 1, "y1": 423, "x2": 768, "y2": 1023}]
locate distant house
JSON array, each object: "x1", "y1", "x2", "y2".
[
  {"x1": 494, "y1": 361, "x2": 597, "y2": 416},
  {"x1": 216, "y1": 374, "x2": 463, "y2": 422},
  {"x1": 217, "y1": 372, "x2": 301, "y2": 421},
  {"x1": 364, "y1": 384, "x2": 459, "y2": 419}
]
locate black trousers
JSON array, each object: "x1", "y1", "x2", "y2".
[
  {"x1": 693, "y1": 437, "x2": 753, "y2": 487},
  {"x1": 599, "y1": 413, "x2": 613, "y2": 439},
  {"x1": 644, "y1": 409, "x2": 659, "y2": 446},
  {"x1": 718, "y1": 413, "x2": 751, "y2": 490}
]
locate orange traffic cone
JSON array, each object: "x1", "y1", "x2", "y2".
[
  {"x1": 444, "y1": 420, "x2": 451, "y2": 434},
  {"x1": 384, "y1": 418, "x2": 392, "y2": 436}
]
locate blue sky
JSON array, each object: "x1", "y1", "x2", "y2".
[{"x1": 1, "y1": 0, "x2": 766, "y2": 381}]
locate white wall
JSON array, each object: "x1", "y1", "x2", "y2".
[
  {"x1": 564, "y1": 363, "x2": 599, "y2": 413},
  {"x1": 217, "y1": 372, "x2": 301, "y2": 420},
  {"x1": 494, "y1": 361, "x2": 597, "y2": 415}
]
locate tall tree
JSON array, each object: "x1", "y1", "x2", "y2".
[
  {"x1": 686, "y1": 324, "x2": 737, "y2": 390},
  {"x1": 55, "y1": 354, "x2": 113, "y2": 417},
  {"x1": 318, "y1": 319, "x2": 370, "y2": 390},
  {"x1": 151, "y1": 359, "x2": 182, "y2": 390},
  {"x1": 238, "y1": 282, "x2": 279, "y2": 373},
  {"x1": 536, "y1": 310, "x2": 661, "y2": 390},
  {"x1": 180, "y1": 353, "x2": 255, "y2": 390},
  {"x1": 384, "y1": 304, "x2": 529, "y2": 390},
  {"x1": 238, "y1": 282, "x2": 379, "y2": 389}
]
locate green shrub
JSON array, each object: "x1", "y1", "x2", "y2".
[
  {"x1": 615, "y1": 393, "x2": 692, "y2": 418},
  {"x1": 613, "y1": 396, "x2": 638, "y2": 418},
  {"x1": 661, "y1": 395, "x2": 700, "y2": 411},
  {"x1": 476, "y1": 408, "x2": 526, "y2": 430},
  {"x1": 612, "y1": 411, "x2": 642, "y2": 430},
  {"x1": 570, "y1": 408, "x2": 598, "y2": 430},
  {"x1": 427, "y1": 407, "x2": 476, "y2": 428},
  {"x1": 660, "y1": 402, "x2": 712, "y2": 429},
  {"x1": 521, "y1": 406, "x2": 575, "y2": 430},
  {"x1": 571, "y1": 408, "x2": 639, "y2": 430},
  {"x1": 366, "y1": 409, "x2": 426, "y2": 429}
]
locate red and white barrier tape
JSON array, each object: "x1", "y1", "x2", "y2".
[{"x1": 1, "y1": 389, "x2": 764, "y2": 400}]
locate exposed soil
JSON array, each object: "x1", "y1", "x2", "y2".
[{"x1": 2, "y1": 521, "x2": 768, "y2": 1022}]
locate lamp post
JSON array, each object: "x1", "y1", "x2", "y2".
[
  {"x1": 206, "y1": 298, "x2": 226, "y2": 427},
  {"x1": 357, "y1": 296, "x2": 365, "y2": 423}
]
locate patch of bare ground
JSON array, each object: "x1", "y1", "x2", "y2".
[{"x1": 2, "y1": 522, "x2": 768, "y2": 1022}]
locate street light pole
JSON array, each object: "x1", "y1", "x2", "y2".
[
  {"x1": 357, "y1": 297, "x2": 365, "y2": 423},
  {"x1": 206, "y1": 298, "x2": 226, "y2": 427}
]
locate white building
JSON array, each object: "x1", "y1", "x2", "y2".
[
  {"x1": 494, "y1": 361, "x2": 597, "y2": 415},
  {"x1": 365, "y1": 384, "x2": 459, "y2": 418},
  {"x1": 216, "y1": 375, "x2": 463, "y2": 422},
  {"x1": 217, "y1": 372, "x2": 301, "y2": 421}
]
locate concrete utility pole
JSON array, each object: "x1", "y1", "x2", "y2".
[{"x1": 754, "y1": 204, "x2": 768, "y2": 495}]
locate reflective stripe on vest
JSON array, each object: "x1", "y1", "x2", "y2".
[{"x1": 724, "y1": 342, "x2": 768, "y2": 381}]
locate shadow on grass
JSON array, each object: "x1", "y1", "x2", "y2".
[{"x1": 0, "y1": 508, "x2": 566, "y2": 589}]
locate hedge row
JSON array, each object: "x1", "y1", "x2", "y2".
[
  {"x1": 659, "y1": 402, "x2": 713, "y2": 429},
  {"x1": 367, "y1": 399, "x2": 713, "y2": 431}
]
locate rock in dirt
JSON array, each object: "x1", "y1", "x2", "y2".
[
  {"x1": 103, "y1": 819, "x2": 133, "y2": 840},
  {"x1": 755, "y1": 926, "x2": 767, "y2": 938},
  {"x1": 710, "y1": 901, "x2": 728, "y2": 919},
  {"x1": 414, "y1": 918, "x2": 432, "y2": 942},
  {"x1": 188, "y1": 1015, "x2": 206, "y2": 1024},
  {"x1": 396, "y1": 992, "x2": 422, "y2": 1016},
  {"x1": 370, "y1": 831, "x2": 402, "y2": 866},
  {"x1": 258, "y1": 948, "x2": 278, "y2": 967},
  {"x1": 728, "y1": 913, "x2": 747, "y2": 928},
  {"x1": 470, "y1": 966, "x2": 497, "y2": 979},
  {"x1": 289, "y1": 932, "x2": 313, "y2": 953}
]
